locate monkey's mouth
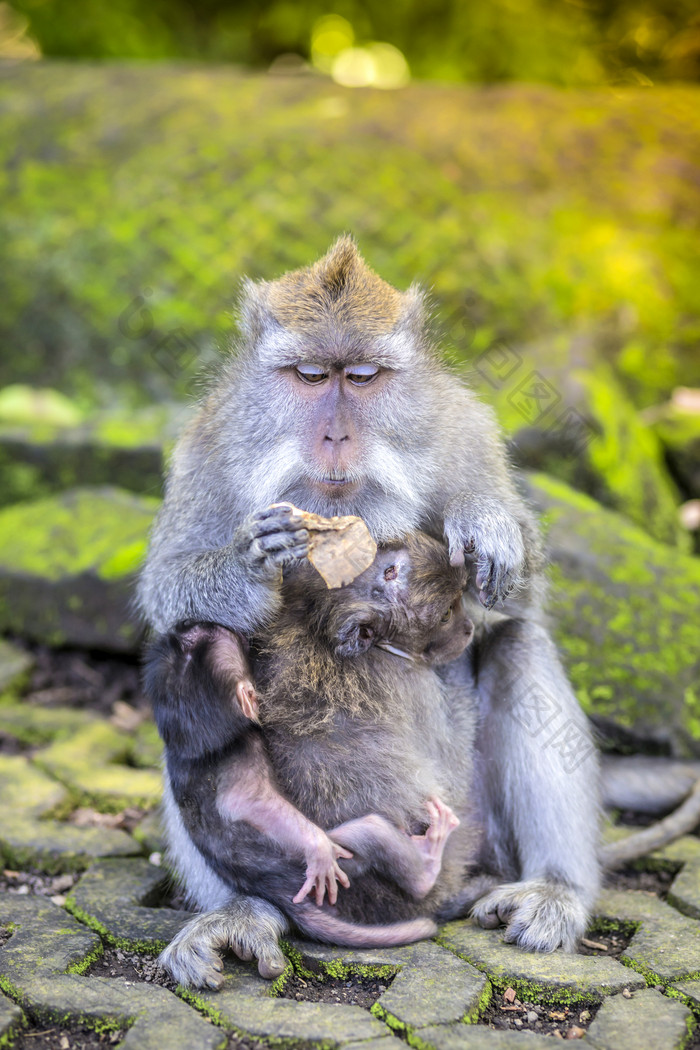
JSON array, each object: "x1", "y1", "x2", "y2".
[{"x1": 318, "y1": 476, "x2": 356, "y2": 492}]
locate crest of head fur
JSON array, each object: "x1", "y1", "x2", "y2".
[{"x1": 237, "y1": 236, "x2": 428, "y2": 368}]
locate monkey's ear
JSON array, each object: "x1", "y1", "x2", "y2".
[
  {"x1": 378, "y1": 283, "x2": 432, "y2": 368},
  {"x1": 334, "y1": 622, "x2": 376, "y2": 659},
  {"x1": 237, "y1": 277, "x2": 274, "y2": 345}
]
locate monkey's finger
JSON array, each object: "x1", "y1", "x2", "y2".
[
  {"x1": 333, "y1": 845, "x2": 354, "y2": 860},
  {"x1": 334, "y1": 864, "x2": 351, "y2": 890},
  {"x1": 292, "y1": 878, "x2": 315, "y2": 905},
  {"x1": 268, "y1": 544, "x2": 310, "y2": 569},
  {"x1": 252, "y1": 507, "x2": 307, "y2": 535},
  {"x1": 326, "y1": 877, "x2": 338, "y2": 906},
  {"x1": 256, "y1": 529, "x2": 309, "y2": 553}
]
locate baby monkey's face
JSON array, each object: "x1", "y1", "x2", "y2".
[{"x1": 331, "y1": 535, "x2": 473, "y2": 665}]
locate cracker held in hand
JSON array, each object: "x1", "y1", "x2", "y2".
[{"x1": 270, "y1": 504, "x2": 377, "y2": 588}]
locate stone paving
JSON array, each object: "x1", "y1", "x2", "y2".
[{"x1": 2, "y1": 647, "x2": 700, "y2": 1048}]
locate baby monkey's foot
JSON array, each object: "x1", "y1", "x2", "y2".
[{"x1": 411, "y1": 797, "x2": 460, "y2": 897}]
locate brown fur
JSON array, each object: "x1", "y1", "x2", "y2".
[{"x1": 266, "y1": 236, "x2": 402, "y2": 337}]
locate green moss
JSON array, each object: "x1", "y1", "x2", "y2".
[
  {"x1": 66, "y1": 942, "x2": 104, "y2": 975},
  {"x1": 579, "y1": 367, "x2": 687, "y2": 548},
  {"x1": 527, "y1": 472, "x2": 700, "y2": 750},
  {"x1": 0, "y1": 386, "x2": 83, "y2": 428},
  {"x1": 369, "y1": 1003, "x2": 405, "y2": 1032},
  {"x1": 462, "y1": 980, "x2": 493, "y2": 1024},
  {"x1": 0, "y1": 488, "x2": 158, "y2": 582}
]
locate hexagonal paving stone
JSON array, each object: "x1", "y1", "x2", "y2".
[
  {"x1": 34, "y1": 721, "x2": 161, "y2": 810},
  {"x1": 291, "y1": 939, "x2": 490, "y2": 1031},
  {"x1": 585, "y1": 987, "x2": 692, "y2": 1049},
  {"x1": 660, "y1": 838, "x2": 700, "y2": 921},
  {"x1": 0, "y1": 896, "x2": 223, "y2": 1050},
  {"x1": 0, "y1": 989, "x2": 23, "y2": 1045},
  {"x1": 0, "y1": 755, "x2": 139, "y2": 873},
  {"x1": 411, "y1": 1025, "x2": 553, "y2": 1048},
  {"x1": 596, "y1": 889, "x2": 700, "y2": 982},
  {"x1": 67, "y1": 856, "x2": 192, "y2": 951},
  {"x1": 437, "y1": 919, "x2": 643, "y2": 1003},
  {"x1": 193, "y1": 980, "x2": 390, "y2": 1046}
]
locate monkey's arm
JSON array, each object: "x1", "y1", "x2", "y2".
[
  {"x1": 216, "y1": 735, "x2": 353, "y2": 907},
  {"x1": 433, "y1": 385, "x2": 543, "y2": 610},
  {"x1": 139, "y1": 474, "x2": 309, "y2": 635}
]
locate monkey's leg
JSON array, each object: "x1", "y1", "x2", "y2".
[
  {"x1": 470, "y1": 619, "x2": 600, "y2": 952},
  {"x1": 329, "y1": 798, "x2": 459, "y2": 900},
  {"x1": 160, "y1": 773, "x2": 289, "y2": 987}
]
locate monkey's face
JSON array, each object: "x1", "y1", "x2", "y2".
[
  {"x1": 233, "y1": 239, "x2": 436, "y2": 541},
  {"x1": 328, "y1": 539, "x2": 472, "y2": 665}
]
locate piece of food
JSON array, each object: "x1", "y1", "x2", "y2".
[{"x1": 270, "y1": 503, "x2": 377, "y2": 588}]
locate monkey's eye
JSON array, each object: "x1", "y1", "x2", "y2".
[
  {"x1": 440, "y1": 608, "x2": 453, "y2": 624},
  {"x1": 296, "y1": 363, "x2": 328, "y2": 385},
  {"x1": 358, "y1": 625, "x2": 374, "y2": 641},
  {"x1": 345, "y1": 363, "x2": 379, "y2": 386}
]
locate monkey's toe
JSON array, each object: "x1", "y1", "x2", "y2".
[{"x1": 158, "y1": 938, "x2": 226, "y2": 990}]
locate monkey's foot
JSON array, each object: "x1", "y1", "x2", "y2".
[
  {"x1": 470, "y1": 879, "x2": 589, "y2": 953},
  {"x1": 411, "y1": 797, "x2": 460, "y2": 897},
  {"x1": 158, "y1": 897, "x2": 289, "y2": 988}
]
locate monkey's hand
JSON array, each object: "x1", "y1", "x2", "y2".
[
  {"x1": 233, "y1": 505, "x2": 309, "y2": 578},
  {"x1": 443, "y1": 497, "x2": 525, "y2": 609},
  {"x1": 293, "y1": 828, "x2": 353, "y2": 907}
]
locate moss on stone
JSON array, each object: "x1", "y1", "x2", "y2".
[
  {"x1": 35, "y1": 721, "x2": 161, "y2": 810},
  {"x1": 525, "y1": 472, "x2": 700, "y2": 753},
  {"x1": 0, "y1": 488, "x2": 157, "y2": 582}
]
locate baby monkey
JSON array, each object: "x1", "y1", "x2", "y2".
[{"x1": 145, "y1": 533, "x2": 475, "y2": 947}]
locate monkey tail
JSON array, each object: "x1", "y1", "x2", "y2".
[
  {"x1": 291, "y1": 905, "x2": 436, "y2": 947},
  {"x1": 601, "y1": 777, "x2": 700, "y2": 870}
]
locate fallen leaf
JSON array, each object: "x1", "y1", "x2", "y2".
[
  {"x1": 110, "y1": 700, "x2": 145, "y2": 731},
  {"x1": 549, "y1": 1010, "x2": 568, "y2": 1021},
  {"x1": 566, "y1": 1026, "x2": 586, "y2": 1040},
  {"x1": 503, "y1": 987, "x2": 517, "y2": 1003}
]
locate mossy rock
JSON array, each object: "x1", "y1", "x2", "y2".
[
  {"x1": 0, "y1": 487, "x2": 158, "y2": 652},
  {"x1": 0, "y1": 392, "x2": 191, "y2": 506},
  {"x1": 525, "y1": 473, "x2": 700, "y2": 756},
  {"x1": 480, "y1": 334, "x2": 687, "y2": 548},
  {"x1": 0, "y1": 64, "x2": 698, "y2": 408}
]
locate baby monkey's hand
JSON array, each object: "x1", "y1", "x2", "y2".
[{"x1": 293, "y1": 827, "x2": 353, "y2": 907}]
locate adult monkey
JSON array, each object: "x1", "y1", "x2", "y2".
[{"x1": 138, "y1": 237, "x2": 600, "y2": 987}]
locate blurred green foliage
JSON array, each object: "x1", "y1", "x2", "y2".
[
  {"x1": 4, "y1": 0, "x2": 700, "y2": 86},
  {"x1": 0, "y1": 64, "x2": 698, "y2": 413}
]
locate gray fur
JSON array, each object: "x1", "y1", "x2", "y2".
[{"x1": 138, "y1": 238, "x2": 601, "y2": 981}]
